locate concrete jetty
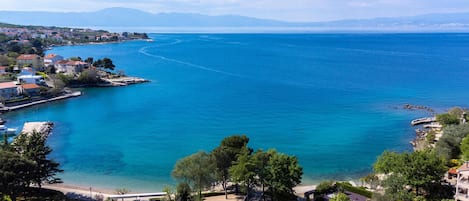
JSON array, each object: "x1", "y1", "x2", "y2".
[
  {"x1": 101, "y1": 77, "x2": 149, "y2": 87},
  {"x1": 21, "y1": 122, "x2": 54, "y2": 137},
  {"x1": 0, "y1": 91, "x2": 81, "y2": 112},
  {"x1": 411, "y1": 117, "x2": 436, "y2": 126}
]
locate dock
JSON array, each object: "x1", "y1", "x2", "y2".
[
  {"x1": 0, "y1": 91, "x2": 81, "y2": 112},
  {"x1": 411, "y1": 117, "x2": 436, "y2": 126},
  {"x1": 21, "y1": 122, "x2": 54, "y2": 137},
  {"x1": 101, "y1": 77, "x2": 149, "y2": 87}
]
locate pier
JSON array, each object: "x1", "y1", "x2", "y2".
[
  {"x1": 0, "y1": 91, "x2": 81, "y2": 112},
  {"x1": 21, "y1": 122, "x2": 54, "y2": 137},
  {"x1": 101, "y1": 77, "x2": 149, "y2": 87},
  {"x1": 411, "y1": 117, "x2": 436, "y2": 126}
]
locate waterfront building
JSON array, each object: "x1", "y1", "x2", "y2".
[
  {"x1": 0, "y1": 82, "x2": 20, "y2": 101},
  {"x1": 16, "y1": 54, "x2": 43, "y2": 69},
  {"x1": 456, "y1": 162, "x2": 469, "y2": 201},
  {"x1": 44, "y1": 54, "x2": 64, "y2": 66}
]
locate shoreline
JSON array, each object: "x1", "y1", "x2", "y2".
[
  {"x1": 43, "y1": 182, "x2": 317, "y2": 201},
  {"x1": 47, "y1": 38, "x2": 150, "y2": 51},
  {"x1": 0, "y1": 91, "x2": 81, "y2": 113}
]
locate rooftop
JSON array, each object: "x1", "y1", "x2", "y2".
[
  {"x1": 44, "y1": 54, "x2": 61, "y2": 59},
  {"x1": 0, "y1": 82, "x2": 18, "y2": 89},
  {"x1": 17, "y1": 54, "x2": 39, "y2": 60},
  {"x1": 21, "y1": 83, "x2": 40, "y2": 89}
]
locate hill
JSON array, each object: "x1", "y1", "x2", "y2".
[{"x1": 0, "y1": 7, "x2": 468, "y2": 31}]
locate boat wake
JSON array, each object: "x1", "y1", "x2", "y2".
[{"x1": 139, "y1": 46, "x2": 245, "y2": 78}]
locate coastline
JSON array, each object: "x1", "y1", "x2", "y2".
[
  {"x1": 47, "y1": 38, "x2": 151, "y2": 50},
  {"x1": 0, "y1": 91, "x2": 81, "y2": 113},
  {"x1": 42, "y1": 182, "x2": 317, "y2": 201}
]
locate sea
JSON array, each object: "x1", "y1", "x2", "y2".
[{"x1": 4, "y1": 33, "x2": 469, "y2": 192}]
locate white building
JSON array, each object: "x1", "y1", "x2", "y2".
[
  {"x1": 456, "y1": 162, "x2": 469, "y2": 201},
  {"x1": 44, "y1": 54, "x2": 64, "y2": 66},
  {"x1": 17, "y1": 75, "x2": 44, "y2": 85},
  {"x1": 55, "y1": 60, "x2": 89, "y2": 75}
]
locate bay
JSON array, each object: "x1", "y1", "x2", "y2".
[{"x1": 5, "y1": 33, "x2": 469, "y2": 192}]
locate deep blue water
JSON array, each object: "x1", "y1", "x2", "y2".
[{"x1": 5, "y1": 33, "x2": 469, "y2": 192}]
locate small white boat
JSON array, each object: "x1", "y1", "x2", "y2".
[{"x1": 0, "y1": 125, "x2": 17, "y2": 136}]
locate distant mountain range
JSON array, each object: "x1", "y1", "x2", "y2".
[{"x1": 0, "y1": 7, "x2": 468, "y2": 31}]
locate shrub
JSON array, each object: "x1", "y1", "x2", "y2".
[
  {"x1": 436, "y1": 113, "x2": 459, "y2": 126},
  {"x1": 336, "y1": 182, "x2": 372, "y2": 198}
]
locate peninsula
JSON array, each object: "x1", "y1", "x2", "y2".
[{"x1": 0, "y1": 22, "x2": 150, "y2": 112}]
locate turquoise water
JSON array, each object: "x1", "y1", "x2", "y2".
[{"x1": 4, "y1": 33, "x2": 469, "y2": 192}]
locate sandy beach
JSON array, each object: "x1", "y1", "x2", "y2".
[
  {"x1": 42, "y1": 182, "x2": 316, "y2": 201},
  {"x1": 43, "y1": 183, "x2": 165, "y2": 201}
]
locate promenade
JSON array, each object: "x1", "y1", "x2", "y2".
[{"x1": 0, "y1": 91, "x2": 81, "y2": 112}]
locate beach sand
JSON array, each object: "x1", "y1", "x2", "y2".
[
  {"x1": 43, "y1": 183, "x2": 113, "y2": 199},
  {"x1": 42, "y1": 183, "x2": 316, "y2": 201}
]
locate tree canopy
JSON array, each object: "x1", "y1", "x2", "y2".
[
  {"x1": 14, "y1": 131, "x2": 63, "y2": 187},
  {"x1": 211, "y1": 135, "x2": 250, "y2": 198},
  {"x1": 173, "y1": 135, "x2": 303, "y2": 201},
  {"x1": 434, "y1": 124, "x2": 469, "y2": 162},
  {"x1": 373, "y1": 150, "x2": 447, "y2": 200},
  {"x1": 172, "y1": 151, "x2": 215, "y2": 201},
  {"x1": 93, "y1": 57, "x2": 115, "y2": 71},
  {"x1": 0, "y1": 131, "x2": 62, "y2": 201}
]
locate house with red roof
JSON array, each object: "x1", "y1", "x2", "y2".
[
  {"x1": 0, "y1": 82, "x2": 20, "y2": 100},
  {"x1": 20, "y1": 83, "x2": 41, "y2": 96},
  {"x1": 55, "y1": 60, "x2": 89, "y2": 74},
  {"x1": 16, "y1": 54, "x2": 43, "y2": 69},
  {"x1": 44, "y1": 54, "x2": 64, "y2": 66}
]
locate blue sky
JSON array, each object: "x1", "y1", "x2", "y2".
[{"x1": 2, "y1": 0, "x2": 469, "y2": 22}]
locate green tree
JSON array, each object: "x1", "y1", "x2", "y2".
[
  {"x1": 252, "y1": 149, "x2": 273, "y2": 200},
  {"x1": 461, "y1": 136, "x2": 469, "y2": 160},
  {"x1": 85, "y1": 57, "x2": 94, "y2": 65},
  {"x1": 172, "y1": 151, "x2": 215, "y2": 201},
  {"x1": 373, "y1": 150, "x2": 447, "y2": 199},
  {"x1": 330, "y1": 193, "x2": 350, "y2": 201},
  {"x1": 229, "y1": 149, "x2": 257, "y2": 199},
  {"x1": 78, "y1": 68, "x2": 99, "y2": 84},
  {"x1": 436, "y1": 113, "x2": 459, "y2": 126},
  {"x1": 435, "y1": 124, "x2": 469, "y2": 161},
  {"x1": 93, "y1": 58, "x2": 115, "y2": 71},
  {"x1": 163, "y1": 185, "x2": 174, "y2": 201},
  {"x1": 267, "y1": 151, "x2": 303, "y2": 201},
  {"x1": 176, "y1": 182, "x2": 192, "y2": 201},
  {"x1": 211, "y1": 135, "x2": 250, "y2": 199},
  {"x1": 69, "y1": 56, "x2": 82, "y2": 61},
  {"x1": 0, "y1": 150, "x2": 35, "y2": 201},
  {"x1": 14, "y1": 131, "x2": 63, "y2": 188}
]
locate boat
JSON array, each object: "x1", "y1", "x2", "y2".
[
  {"x1": 0, "y1": 125, "x2": 17, "y2": 136},
  {"x1": 0, "y1": 118, "x2": 5, "y2": 125}
]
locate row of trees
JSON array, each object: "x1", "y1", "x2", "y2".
[
  {"x1": 171, "y1": 135, "x2": 303, "y2": 201},
  {"x1": 0, "y1": 131, "x2": 63, "y2": 201}
]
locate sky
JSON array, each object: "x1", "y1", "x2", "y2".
[{"x1": 1, "y1": 0, "x2": 469, "y2": 22}]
